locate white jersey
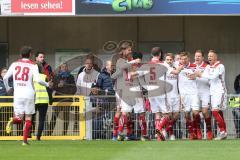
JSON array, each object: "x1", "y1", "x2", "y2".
[
  {"x1": 3, "y1": 58, "x2": 48, "y2": 99},
  {"x1": 164, "y1": 62, "x2": 179, "y2": 98},
  {"x1": 178, "y1": 62, "x2": 198, "y2": 95},
  {"x1": 150, "y1": 58, "x2": 169, "y2": 98},
  {"x1": 202, "y1": 61, "x2": 227, "y2": 95},
  {"x1": 194, "y1": 62, "x2": 210, "y2": 94}
]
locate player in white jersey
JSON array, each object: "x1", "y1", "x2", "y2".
[
  {"x1": 3, "y1": 46, "x2": 51, "y2": 145},
  {"x1": 148, "y1": 48, "x2": 182, "y2": 141},
  {"x1": 193, "y1": 50, "x2": 227, "y2": 140},
  {"x1": 178, "y1": 52, "x2": 200, "y2": 140},
  {"x1": 164, "y1": 53, "x2": 182, "y2": 140},
  {"x1": 194, "y1": 50, "x2": 213, "y2": 140},
  {"x1": 111, "y1": 42, "x2": 142, "y2": 141},
  {"x1": 147, "y1": 47, "x2": 167, "y2": 141}
]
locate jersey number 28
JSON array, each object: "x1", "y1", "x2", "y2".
[{"x1": 15, "y1": 66, "x2": 30, "y2": 81}]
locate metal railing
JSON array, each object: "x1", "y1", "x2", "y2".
[
  {"x1": 0, "y1": 96, "x2": 85, "y2": 140},
  {"x1": 0, "y1": 94, "x2": 239, "y2": 140}
]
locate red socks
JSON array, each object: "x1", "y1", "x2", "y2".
[
  {"x1": 155, "y1": 116, "x2": 169, "y2": 131},
  {"x1": 13, "y1": 116, "x2": 22, "y2": 124},
  {"x1": 193, "y1": 114, "x2": 201, "y2": 131},
  {"x1": 219, "y1": 110, "x2": 226, "y2": 131},
  {"x1": 205, "y1": 116, "x2": 212, "y2": 132},
  {"x1": 138, "y1": 114, "x2": 147, "y2": 136},
  {"x1": 159, "y1": 116, "x2": 169, "y2": 131},
  {"x1": 23, "y1": 120, "x2": 32, "y2": 143},
  {"x1": 126, "y1": 118, "x2": 132, "y2": 136},
  {"x1": 113, "y1": 116, "x2": 119, "y2": 137},
  {"x1": 186, "y1": 118, "x2": 194, "y2": 134},
  {"x1": 118, "y1": 115, "x2": 126, "y2": 133},
  {"x1": 212, "y1": 110, "x2": 226, "y2": 132},
  {"x1": 166, "y1": 119, "x2": 175, "y2": 136},
  {"x1": 155, "y1": 119, "x2": 161, "y2": 131}
]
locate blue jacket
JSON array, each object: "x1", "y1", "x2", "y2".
[{"x1": 96, "y1": 68, "x2": 115, "y2": 95}]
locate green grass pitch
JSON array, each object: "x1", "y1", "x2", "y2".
[{"x1": 0, "y1": 140, "x2": 240, "y2": 160}]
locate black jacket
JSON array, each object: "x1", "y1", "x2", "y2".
[{"x1": 234, "y1": 74, "x2": 240, "y2": 94}]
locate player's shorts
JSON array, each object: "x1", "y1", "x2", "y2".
[
  {"x1": 14, "y1": 98, "x2": 35, "y2": 116},
  {"x1": 211, "y1": 93, "x2": 227, "y2": 110},
  {"x1": 181, "y1": 94, "x2": 200, "y2": 112},
  {"x1": 198, "y1": 92, "x2": 210, "y2": 108},
  {"x1": 120, "y1": 98, "x2": 145, "y2": 113},
  {"x1": 167, "y1": 97, "x2": 181, "y2": 112},
  {"x1": 149, "y1": 96, "x2": 169, "y2": 114}
]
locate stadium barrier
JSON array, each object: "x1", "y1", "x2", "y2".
[
  {"x1": 0, "y1": 96, "x2": 86, "y2": 140},
  {"x1": 0, "y1": 94, "x2": 239, "y2": 140}
]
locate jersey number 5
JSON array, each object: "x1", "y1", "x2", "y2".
[{"x1": 15, "y1": 66, "x2": 30, "y2": 81}]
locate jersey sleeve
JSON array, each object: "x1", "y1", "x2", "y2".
[
  {"x1": 32, "y1": 64, "x2": 49, "y2": 87},
  {"x1": 202, "y1": 64, "x2": 225, "y2": 80},
  {"x1": 3, "y1": 63, "x2": 14, "y2": 91}
]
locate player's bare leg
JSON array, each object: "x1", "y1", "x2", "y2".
[
  {"x1": 192, "y1": 110, "x2": 202, "y2": 140},
  {"x1": 185, "y1": 112, "x2": 196, "y2": 140},
  {"x1": 202, "y1": 107, "x2": 213, "y2": 140},
  {"x1": 112, "y1": 107, "x2": 121, "y2": 141}
]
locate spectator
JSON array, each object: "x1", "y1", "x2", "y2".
[
  {"x1": 0, "y1": 67, "x2": 13, "y2": 136},
  {"x1": 48, "y1": 63, "x2": 76, "y2": 136},
  {"x1": 33, "y1": 63, "x2": 50, "y2": 140},
  {"x1": 234, "y1": 74, "x2": 240, "y2": 94},
  {"x1": 91, "y1": 60, "x2": 115, "y2": 139},
  {"x1": 76, "y1": 57, "x2": 99, "y2": 140},
  {"x1": 96, "y1": 61, "x2": 115, "y2": 96},
  {"x1": 35, "y1": 51, "x2": 54, "y2": 81},
  {"x1": 76, "y1": 57, "x2": 99, "y2": 96},
  {"x1": 35, "y1": 51, "x2": 54, "y2": 104},
  {"x1": 232, "y1": 74, "x2": 240, "y2": 138},
  {"x1": 77, "y1": 54, "x2": 101, "y2": 77}
]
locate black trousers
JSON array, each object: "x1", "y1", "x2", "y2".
[
  {"x1": 33, "y1": 103, "x2": 48, "y2": 138},
  {"x1": 232, "y1": 108, "x2": 240, "y2": 138}
]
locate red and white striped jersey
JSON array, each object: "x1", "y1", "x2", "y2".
[
  {"x1": 202, "y1": 61, "x2": 227, "y2": 95},
  {"x1": 3, "y1": 58, "x2": 48, "y2": 99},
  {"x1": 194, "y1": 61, "x2": 210, "y2": 94},
  {"x1": 178, "y1": 62, "x2": 198, "y2": 95}
]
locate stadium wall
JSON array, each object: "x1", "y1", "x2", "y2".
[{"x1": 0, "y1": 17, "x2": 239, "y2": 93}]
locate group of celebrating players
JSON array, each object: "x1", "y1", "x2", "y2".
[
  {"x1": 112, "y1": 42, "x2": 227, "y2": 142},
  {"x1": 2, "y1": 43, "x2": 227, "y2": 145}
]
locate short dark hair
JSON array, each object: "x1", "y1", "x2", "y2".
[
  {"x1": 209, "y1": 49, "x2": 217, "y2": 54},
  {"x1": 132, "y1": 51, "x2": 143, "y2": 60},
  {"x1": 151, "y1": 47, "x2": 162, "y2": 57},
  {"x1": 195, "y1": 49, "x2": 204, "y2": 57},
  {"x1": 35, "y1": 51, "x2": 45, "y2": 58},
  {"x1": 180, "y1": 51, "x2": 190, "y2": 58},
  {"x1": 165, "y1": 53, "x2": 174, "y2": 59},
  {"x1": 20, "y1": 46, "x2": 33, "y2": 58}
]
